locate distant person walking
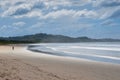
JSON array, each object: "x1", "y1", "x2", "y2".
[{"x1": 12, "y1": 46, "x2": 14, "y2": 50}]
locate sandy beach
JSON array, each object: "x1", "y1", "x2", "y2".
[{"x1": 0, "y1": 45, "x2": 120, "y2": 80}]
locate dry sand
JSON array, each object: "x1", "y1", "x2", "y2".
[{"x1": 0, "y1": 45, "x2": 120, "y2": 80}]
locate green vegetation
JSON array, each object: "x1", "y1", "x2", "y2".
[
  {"x1": 0, "y1": 33, "x2": 120, "y2": 44},
  {"x1": 0, "y1": 39, "x2": 33, "y2": 44}
]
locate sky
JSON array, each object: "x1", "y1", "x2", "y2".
[{"x1": 0, "y1": 0, "x2": 120, "y2": 39}]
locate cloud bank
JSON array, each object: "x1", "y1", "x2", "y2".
[{"x1": 0, "y1": 0, "x2": 120, "y2": 38}]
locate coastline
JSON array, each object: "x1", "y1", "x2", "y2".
[
  {"x1": 0, "y1": 45, "x2": 120, "y2": 80},
  {"x1": 28, "y1": 43, "x2": 120, "y2": 64}
]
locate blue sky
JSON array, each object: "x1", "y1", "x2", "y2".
[{"x1": 0, "y1": 0, "x2": 120, "y2": 39}]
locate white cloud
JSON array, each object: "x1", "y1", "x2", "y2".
[
  {"x1": 13, "y1": 22, "x2": 26, "y2": 26},
  {"x1": 91, "y1": 0, "x2": 120, "y2": 19},
  {"x1": 1, "y1": 0, "x2": 118, "y2": 20},
  {"x1": 44, "y1": 9, "x2": 97, "y2": 19},
  {"x1": 1, "y1": 3, "x2": 32, "y2": 17},
  {"x1": 0, "y1": 0, "x2": 26, "y2": 9},
  {"x1": 93, "y1": 0, "x2": 120, "y2": 7},
  {"x1": 2, "y1": 0, "x2": 119, "y2": 20},
  {"x1": 0, "y1": 0, "x2": 93, "y2": 18},
  {"x1": 101, "y1": 19, "x2": 120, "y2": 26},
  {"x1": 0, "y1": 25, "x2": 19, "y2": 32},
  {"x1": 96, "y1": 6, "x2": 120, "y2": 19},
  {"x1": 44, "y1": 0, "x2": 92, "y2": 7},
  {"x1": 12, "y1": 10, "x2": 42, "y2": 18}
]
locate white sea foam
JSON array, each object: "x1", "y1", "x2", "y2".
[
  {"x1": 70, "y1": 46, "x2": 120, "y2": 51},
  {"x1": 29, "y1": 42, "x2": 120, "y2": 64},
  {"x1": 63, "y1": 51, "x2": 120, "y2": 60},
  {"x1": 46, "y1": 47, "x2": 58, "y2": 51}
]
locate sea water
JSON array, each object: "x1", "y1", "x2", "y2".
[{"x1": 28, "y1": 42, "x2": 120, "y2": 64}]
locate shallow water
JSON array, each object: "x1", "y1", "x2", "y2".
[{"x1": 28, "y1": 42, "x2": 120, "y2": 64}]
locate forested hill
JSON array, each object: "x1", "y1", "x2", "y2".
[{"x1": 0, "y1": 33, "x2": 120, "y2": 43}]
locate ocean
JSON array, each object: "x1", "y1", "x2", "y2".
[{"x1": 28, "y1": 42, "x2": 120, "y2": 64}]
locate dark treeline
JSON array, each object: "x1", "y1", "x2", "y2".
[
  {"x1": 0, "y1": 39, "x2": 33, "y2": 44},
  {"x1": 0, "y1": 33, "x2": 120, "y2": 44}
]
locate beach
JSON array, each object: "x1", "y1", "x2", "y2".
[{"x1": 0, "y1": 45, "x2": 120, "y2": 80}]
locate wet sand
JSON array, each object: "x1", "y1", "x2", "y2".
[{"x1": 0, "y1": 45, "x2": 120, "y2": 80}]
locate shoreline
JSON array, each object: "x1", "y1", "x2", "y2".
[
  {"x1": 0, "y1": 45, "x2": 120, "y2": 80},
  {"x1": 28, "y1": 44, "x2": 120, "y2": 65}
]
